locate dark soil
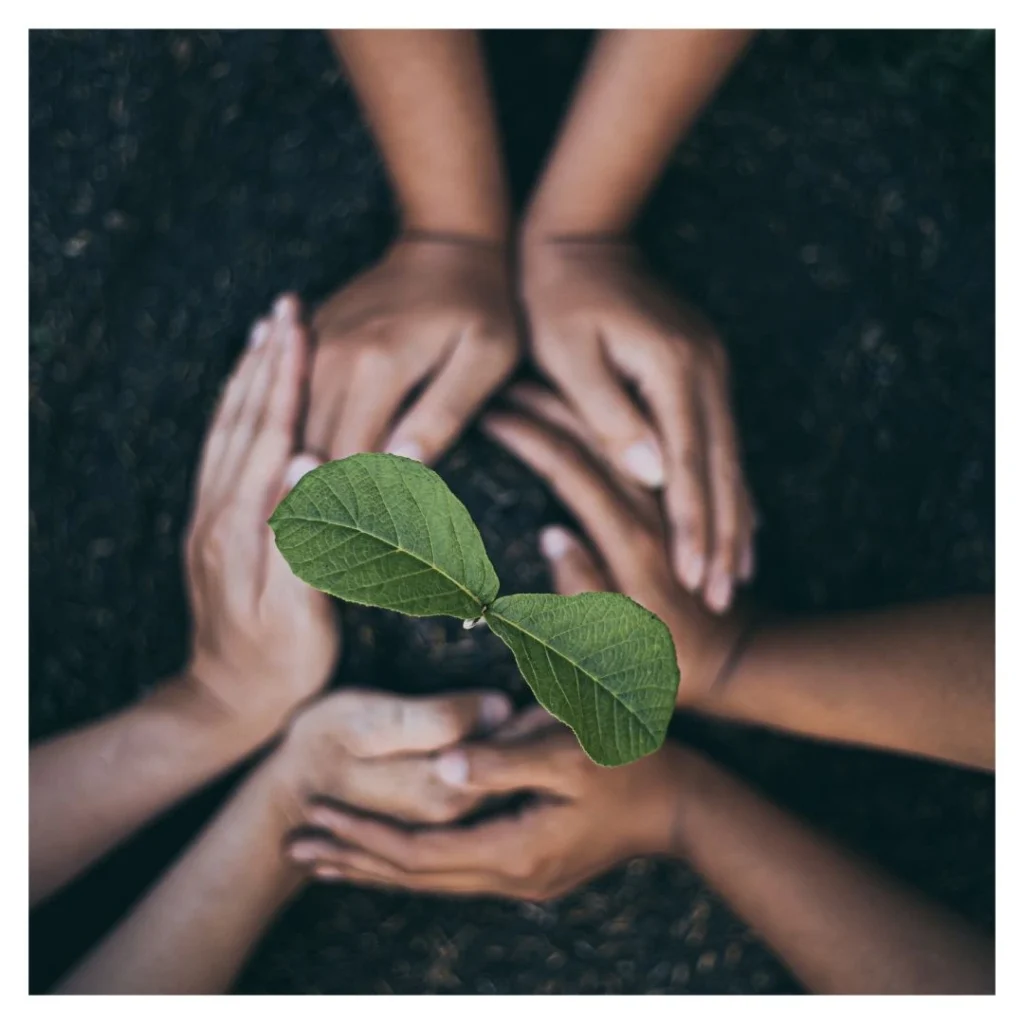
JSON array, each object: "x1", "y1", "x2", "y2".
[{"x1": 29, "y1": 29, "x2": 994, "y2": 994}]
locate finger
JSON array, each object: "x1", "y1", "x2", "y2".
[
  {"x1": 538, "y1": 525, "x2": 610, "y2": 595},
  {"x1": 234, "y1": 302, "x2": 310, "y2": 515},
  {"x1": 194, "y1": 317, "x2": 272, "y2": 506},
  {"x1": 306, "y1": 755, "x2": 483, "y2": 826},
  {"x1": 384, "y1": 328, "x2": 517, "y2": 465},
  {"x1": 503, "y1": 383, "x2": 655, "y2": 512},
  {"x1": 699, "y1": 373, "x2": 748, "y2": 613},
  {"x1": 504, "y1": 381, "x2": 597, "y2": 451},
  {"x1": 434, "y1": 729, "x2": 579, "y2": 798},
  {"x1": 491, "y1": 704, "x2": 560, "y2": 742},
  {"x1": 738, "y1": 528, "x2": 756, "y2": 582},
  {"x1": 218, "y1": 295, "x2": 298, "y2": 494},
  {"x1": 304, "y1": 350, "x2": 347, "y2": 459},
  {"x1": 481, "y1": 411, "x2": 648, "y2": 586},
  {"x1": 636, "y1": 360, "x2": 710, "y2": 593},
  {"x1": 264, "y1": 453, "x2": 325, "y2": 596},
  {"x1": 305, "y1": 688, "x2": 513, "y2": 759},
  {"x1": 330, "y1": 342, "x2": 416, "y2": 460},
  {"x1": 292, "y1": 805, "x2": 525, "y2": 874},
  {"x1": 538, "y1": 332, "x2": 665, "y2": 488},
  {"x1": 291, "y1": 840, "x2": 497, "y2": 895}
]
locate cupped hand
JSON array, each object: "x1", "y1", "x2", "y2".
[
  {"x1": 184, "y1": 295, "x2": 340, "y2": 740},
  {"x1": 273, "y1": 687, "x2": 514, "y2": 827},
  {"x1": 482, "y1": 385, "x2": 750, "y2": 706},
  {"x1": 285, "y1": 714, "x2": 688, "y2": 901},
  {"x1": 520, "y1": 237, "x2": 755, "y2": 611},
  {"x1": 306, "y1": 236, "x2": 519, "y2": 464}
]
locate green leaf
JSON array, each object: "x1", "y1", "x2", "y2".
[
  {"x1": 484, "y1": 593, "x2": 679, "y2": 766},
  {"x1": 269, "y1": 453, "x2": 499, "y2": 619}
]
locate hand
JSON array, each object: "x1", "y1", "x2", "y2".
[
  {"x1": 284, "y1": 715, "x2": 688, "y2": 901},
  {"x1": 184, "y1": 295, "x2": 340, "y2": 740},
  {"x1": 271, "y1": 687, "x2": 514, "y2": 826},
  {"x1": 520, "y1": 237, "x2": 756, "y2": 611},
  {"x1": 305, "y1": 236, "x2": 519, "y2": 464},
  {"x1": 482, "y1": 385, "x2": 750, "y2": 705}
]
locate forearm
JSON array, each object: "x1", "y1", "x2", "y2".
[
  {"x1": 30, "y1": 677, "x2": 266, "y2": 906},
  {"x1": 328, "y1": 29, "x2": 509, "y2": 241},
  {"x1": 670, "y1": 749, "x2": 994, "y2": 994},
  {"x1": 56, "y1": 758, "x2": 305, "y2": 994},
  {"x1": 696, "y1": 596, "x2": 994, "y2": 770},
  {"x1": 524, "y1": 29, "x2": 753, "y2": 237}
]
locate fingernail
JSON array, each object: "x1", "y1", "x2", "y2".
[
  {"x1": 480, "y1": 693, "x2": 513, "y2": 728},
  {"x1": 273, "y1": 294, "x2": 294, "y2": 322},
  {"x1": 539, "y1": 525, "x2": 573, "y2": 560},
  {"x1": 706, "y1": 569, "x2": 733, "y2": 613},
  {"x1": 249, "y1": 321, "x2": 270, "y2": 349},
  {"x1": 677, "y1": 548, "x2": 706, "y2": 591},
  {"x1": 738, "y1": 544, "x2": 755, "y2": 582},
  {"x1": 622, "y1": 440, "x2": 665, "y2": 488},
  {"x1": 386, "y1": 441, "x2": 424, "y2": 463},
  {"x1": 316, "y1": 866, "x2": 346, "y2": 880},
  {"x1": 286, "y1": 454, "x2": 321, "y2": 488},
  {"x1": 436, "y1": 750, "x2": 469, "y2": 786},
  {"x1": 289, "y1": 843, "x2": 318, "y2": 863}
]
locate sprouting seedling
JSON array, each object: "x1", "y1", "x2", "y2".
[{"x1": 269, "y1": 453, "x2": 678, "y2": 767}]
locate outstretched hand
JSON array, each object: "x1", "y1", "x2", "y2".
[{"x1": 184, "y1": 295, "x2": 340, "y2": 741}]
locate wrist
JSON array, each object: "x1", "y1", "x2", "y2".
[
  {"x1": 680, "y1": 604, "x2": 760, "y2": 709},
  {"x1": 520, "y1": 190, "x2": 636, "y2": 249},
  {"x1": 157, "y1": 671, "x2": 281, "y2": 764},
  {"x1": 401, "y1": 201, "x2": 510, "y2": 247},
  {"x1": 662, "y1": 746, "x2": 721, "y2": 860}
]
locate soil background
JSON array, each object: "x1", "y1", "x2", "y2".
[{"x1": 29, "y1": 29, "x2": 994, "y2": 994}]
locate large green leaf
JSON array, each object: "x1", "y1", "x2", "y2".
[
  {"x1": 484, "y1": 593, "x2": 679, "y2": 766},
  {"x1": 269, "y1": 453, "x2": 498, "y2": 619}
]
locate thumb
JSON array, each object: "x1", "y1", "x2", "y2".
[
  {"x1": 436, "y1": 730, "x2": 576, "y2": 796},
  {"x1": 539, "y1": 526, "x2": 610, "y2": 595}
]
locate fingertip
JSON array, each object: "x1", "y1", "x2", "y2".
[
  {"x1": 621, "y1": 438, "x2": 666, "y2": 488},
  {"x1": 435, "y1": 749, "x2": 469, "y2": 786},
  {"x1": 539, "y1": 525, "x2": 576, "y2": 561},
  {"x1": 285, "y1": 452, "x2": 322, "y2": 489},
  {"x1": 480, "y1": 693, "x2": 513, "y2": 729},
  {"x1": 315, "y1": 865, "x2": 346, "y2": 881},
  {"x1": 705, "y1": 567, "x2": 733, "y2": 614},
  {"x1": 738, "y1": 542, "x2": 755, "y2": 582},
  {"x1": 675, "y1": 544, "x2": 706, "y2": 592},
  {"x1": 385, "y1": 440, "x2": 425, "y2": 463},
  {"x1": 288, "y1": 841, "x2": 319, "y2": 864},
  {"x1": 274, "y1": 292, "x2": 300, "y2": 323},
  {"x1": 249, "y1": 319, "x2": 271, "y2": 349}
]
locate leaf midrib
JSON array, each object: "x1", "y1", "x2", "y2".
[
  {"x1": 485, "y1": 608, "x2": 659, "y2": 743},
  {"x1": 271, "y1": 512, "x2": 486, "y2": 611}
]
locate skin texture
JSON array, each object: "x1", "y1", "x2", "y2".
[
  {"x1": 521, "y1": 30, "x2": 758, "y2": 610},
  {"x1": 289, "y1": 720, "x2": 993, "y2": 994},
  {"x1": 35, "y1": 300, "x2": 513, "y2": 991},
  {"x1": 321, "y1": 29, "x2": 756, "y2": 610},
  {"x1": 483, "y1": 388, "x2": 994, "y2": 770},
  {"x1": 306, "y1": 238, "x2": 518, "y2": 464},
  {"x1": 283, "y1": 389, "x2": 993, "y2": 993},
  {"x1": 308, "y1": 31, "x2": 517, "y2": 466},
  {"x1": 30, "y1": 298, "x2": 339, "y2": 907},
  {"x1": 56, "y1": 688, "x2": 509, "y2": 994}
]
